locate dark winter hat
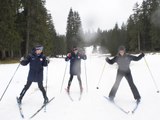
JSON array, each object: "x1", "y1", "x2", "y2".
[
  {"x1": 118, "y1": 45, "x2": 126, "y2": 51},
  {"x1": 35, "y1": 45, "x2": 43, "y2": 51}
]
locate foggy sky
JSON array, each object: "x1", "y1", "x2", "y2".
[{"x1": 45, "y1": 0, "x2": 143, "y2": 35}]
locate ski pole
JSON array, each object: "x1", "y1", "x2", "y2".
[
  {"x1": 84, "y1": 61, "x2": 88, "y2": 92},
  {"x1": 45, "y1": 59, "x2": 49, "y2": 95},
  {"x1": 144, "y1": 57, "x2": 159, "y2": 93},
  {"x1": 0, "y1": 63, "x2": 21, "y2": 101},
  {"x1": 44, "y1": 60, "x2": 49, "y2": 112},
  {"x1": 96, "y1": 62, "x2": 106, "y2": 89},
  {"x1": 60, "y1": 62, "x2": 68, "y2": 93}
]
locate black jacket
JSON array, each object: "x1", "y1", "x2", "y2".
[
  {"x1": 65, "y1": 52, "x2": 87, "y2": 75},
  {"x1": 20, "y1": 51, "x2": 48, "y2": 82}
]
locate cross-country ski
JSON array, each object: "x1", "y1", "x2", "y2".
[
  {"x1": 131, "y1": 101, "x2": 140, "y2": 114},
  {"x1": 104, "y1": 96, "x2": 129, "y2": 114},
  {"x1": 65, "y1": 88, "x2": 74, "y2": 101},
  {"x1": 30, "y1": 97, "x2": 55, "y2": 119},
  {"x1": 16, "y1": 97, "x2": 24, "y2": 118}
]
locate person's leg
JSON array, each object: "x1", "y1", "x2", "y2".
[
  {"x1": 18, "y1": 80, "x2": 32, "y2": 103},
  {"x1": 125, "y1": 72, "x2": 141, "y2": 101},
  {"x1": 67, "y1": 75, "x2": 73, "y2": 92},
  {"x1": 38, "y1": 81, "x2": 48, "y2": 104},
  {"x1": 109, "y1": 71, "x2": 123, "y2": 100},
  {"x1": 77, "y1": 75, "x2": 83, "y2": 93}
]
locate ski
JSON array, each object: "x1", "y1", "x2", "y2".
[
  {"x1": 131, "y1": 101, "x2": 140, "y2": 114},
  {"x1": 65, "y1": 88, "x2": 83, "y2": 101},
  {"x1": 78, "y1": 92, "x2": 83, "y2": 101},
  {"x1": 78, "y1": 88, "x2": 83, "y2": 101},
  {"x1": 104, "y1": 96, "x2": 129, "y2": 114},
  {"x1": 65, "y1": 88, "x2": 74, "y2": 101},
  {"x1": 16, "y1": 97, "x2": 24, "y2": 118},
  {"x1": 29, "y1": 97, "x2": 55, "y2": 119}
]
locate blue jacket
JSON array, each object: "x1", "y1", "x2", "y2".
[
  {"x1": 20, "y1": 51, "x2": 48, "y2": 82},
  {"x1": 65, "y1": 52, "x2": 87, "y2": 75}
]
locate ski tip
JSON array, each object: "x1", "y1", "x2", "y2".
[{"x1": 22, "y1": 115, "x2": 24, "y2": 118}]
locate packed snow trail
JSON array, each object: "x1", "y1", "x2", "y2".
[{"x1": 0, "y1": 47, "x2": 160, "y2": 120}]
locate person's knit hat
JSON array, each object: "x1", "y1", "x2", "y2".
[
  {"x1": 118, "y1": 45, "x2": 126, "y2": 52},
  {"x1": 35, "y1": 45, "x2": 43, "y2": 51}
]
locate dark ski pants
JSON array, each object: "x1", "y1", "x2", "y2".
[
  {"x1": 109, "y1": 70, "x2": 141, "y2": 100},
  {"x1": 67, "y1": 74, "x2": 82, "y2": 90},
  {"x1": 19, "y1": 80, "x2": 47, "y2": 100}
]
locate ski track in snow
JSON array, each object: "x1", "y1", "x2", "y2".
[{"x1": 0, "y1": 47, "x2": 160, "y2": 120}]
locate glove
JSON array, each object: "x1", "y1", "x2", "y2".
[
  {"x1": 80, "y1": 51, "x2": 85, "y2": 55},
  {"x1": 46, "y1": 56, "x2": 50, "y2": 61},
  {"x1": 141, "y1": 52, "x2": 145, "y2": 57},
  {"x1": 20, "y1": 57, "x2": 24, "y2": 62},
  {"x1": 105, "y1": 57, "x2": 109, "y2": 61},
  {"x1": 46, "y1": 57, "x2": 50, "y2": 63}
]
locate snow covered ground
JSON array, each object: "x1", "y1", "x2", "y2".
[{"x1": 0, "y1": 46, "x2": 160, "y2": 120}]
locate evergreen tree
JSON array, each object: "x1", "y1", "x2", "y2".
[
  {"x1": 0, "y1": 0, "x2": 21, "y2": 59},
  {"x1": 18, "y1": 0, "x2": 57, "y2": 56},
  {"x1": 66, "y1": 8, "x2": 84, "y2": 52}
]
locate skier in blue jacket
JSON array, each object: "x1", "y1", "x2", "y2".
[
  {"x1": 17, "y1": 45, "x2": 49, "y2": 104},
  {"x1": 65, "y1": 47, "x2": 87, "y2": 93},
  {"x1": 106, "y1": 46, "x2": 144, "y2": 102}
]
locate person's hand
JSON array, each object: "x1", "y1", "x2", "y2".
[
  {"x1": 141, "y1": 52, "x2": 145, "y2": 57},
  {"x1": 80, "y1": 51, "x2": 85, "y2": 55},
  {"x1": 67, "y1": 53, "x2": 71, "y2": 57},
  {"x1": 20, "y1": 57, "x2": 24, "y2": 62},
  {"x1": 105, "y1": 57, "x2": 109, "y2": 61},
  {"x1": 46, "y1": 57, "x2": 50, "y2": 63},
  {"x1": 46, "y1": 57, "x2": 50, "y2": 61}
]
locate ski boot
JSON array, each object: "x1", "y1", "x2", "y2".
[
  {"x1": 43, "y1": 97, "x2": 49, "y2": 104},
  {"x1": 17, "y1": 97, "x2": 22, "y2": 104}
]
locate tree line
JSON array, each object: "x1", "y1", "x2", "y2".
[
  {"x1": 90, "y1": 0, "x2": 160, "y2": 55},
  {"x1": 0, "y1": 0, "x2": 160, "y2": 60},
  {"x1": 0, "y1": 0, "x2": 65, "y2": 59}
]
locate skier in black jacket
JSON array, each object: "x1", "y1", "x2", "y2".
[
  {"x1": 106, "y1": 46, "x2": 144, "y2": 102},
  {"x1": 65, "y1": 47, "x2": 87, "y2": 93},
  {"x1": 17, "y1": 45, "x2": 49, "y2": 104}
]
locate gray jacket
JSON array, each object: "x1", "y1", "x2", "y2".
[{"x1": 106, "y1": 53, "x2": 144, "y2": 72}]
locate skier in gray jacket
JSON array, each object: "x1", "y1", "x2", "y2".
[{"x1": 106, "y1": 46, "x2": 144, "y2": 102}]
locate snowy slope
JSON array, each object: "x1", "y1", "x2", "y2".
[{"x1": 0, "y1": 47, "x2": 160, "y2": 120}]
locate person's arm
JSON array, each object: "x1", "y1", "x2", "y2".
[
  {"x1": 130, "y1": 53, "x2": 145, "y2": 61},
  {"x1": 79, "y1": 52, "x2": 87, "y2": 60},
  {"x1": 20, "y1": 54, "x2": 31, "y2": 66},
  {"x1": 105, "y1": 56, "x2": 117, "y2": 64}
]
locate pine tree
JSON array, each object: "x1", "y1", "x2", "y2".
[
  {"x1": 0, "y1": 0, "x2": 21, "y2": 59},
  {"x1": 18, "y1": 0, "x2": 57, "y2": 56},
  {"x1": 66, "y1": 8, "x2": 84, "y2": 52}
]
